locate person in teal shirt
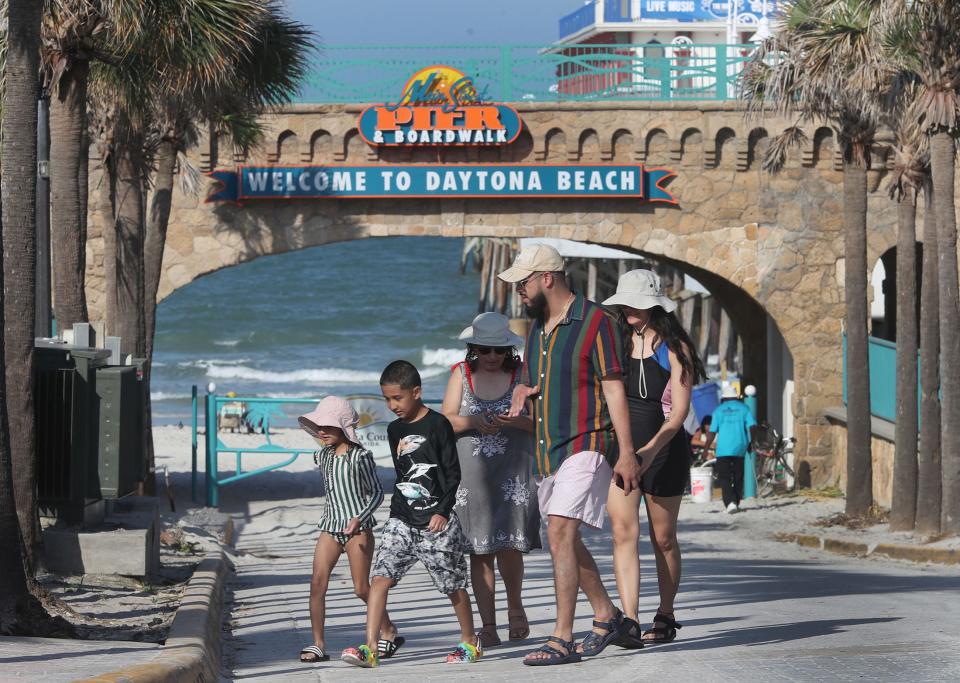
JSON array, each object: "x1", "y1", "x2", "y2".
[{"x1": 703, "y1": 386, "x2": 757, "y2": 513}]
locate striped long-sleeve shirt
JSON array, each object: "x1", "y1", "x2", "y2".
[{"x1": 315, "y1": 445, "x2": 384, "y2": 532}]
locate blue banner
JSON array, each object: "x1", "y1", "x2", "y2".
[
  {"x1": 207, "y1": 165, "x2": 677, "y2": 203},
  {"x1": 640, "y1": 0, "x2": 777, "y2": 23}
]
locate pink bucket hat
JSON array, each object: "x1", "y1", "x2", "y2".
[{"x1": 298, "y1": 396, "x2": 360, "y2": 444}]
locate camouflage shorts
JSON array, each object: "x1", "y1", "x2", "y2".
[{"x1": 372, "y1": 514, "x2": 468, "y2": 594}]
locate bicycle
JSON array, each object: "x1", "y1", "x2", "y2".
[{"x1": 752, "y1": 422, "x2": 796, "y2": 498}]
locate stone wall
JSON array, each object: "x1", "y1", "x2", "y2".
[
  {"x1": 85, "y1": 102, "x2": 913, "y2": 484},
  {"x1": 826, "y1": 420, "x2": 895, "y2": 509}
]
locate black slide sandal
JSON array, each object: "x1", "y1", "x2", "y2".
[
  {"x1": 377, "y1": 635, "x2": 405, "y2": 658},
  {"x1": 299, "y1": 645, "x2": 329, "y2": 663}
]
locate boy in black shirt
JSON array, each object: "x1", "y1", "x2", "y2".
[{"x1": 341, "y1": 360, "x2": 481, "y2": 668}]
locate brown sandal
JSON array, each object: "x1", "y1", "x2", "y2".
[
  {"x1": 508, "y1": 611, "x2": 530, "y2": 641},
  {"x1": 478, "y1": 623, "x2": 501, "y2": 648}
]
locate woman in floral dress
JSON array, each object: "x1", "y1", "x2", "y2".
[{"x1": 441, "y1": 312, "x2": 541, "y2": 648}]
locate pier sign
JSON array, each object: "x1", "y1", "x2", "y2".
[
  {"x1": 357, "y1": 65, "x2": 522, "y2": 147},
  {"x1": 207, "y1": 164, "x2": 677, "y2": 203}
]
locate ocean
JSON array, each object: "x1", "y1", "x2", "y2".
[{"x1": 151, "y1": 236, "x2": 480, "y2": 424}]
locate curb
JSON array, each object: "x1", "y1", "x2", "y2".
[
  {"x1": 74, "y1": 519, "x2": 236, "y2": 683},
  {"x1": 773, "y1": 532, "x2": 960, "y2": 565}
]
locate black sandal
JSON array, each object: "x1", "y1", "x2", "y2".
[
  {"x1": 377, "y1": 635, "x2": 405, "y2": 658},
  {"x1": 614, "y1": 616, "x2": 645, "y2": 649},
  {"x1": 642, "y1": 612, "x2": 682, "y2": 644},
  {"x1": 523, "y1": 636, "x2": 582, "y2": 666},
  {"x1": 299, "y1": 645, "x2": 329, "y2": 663}
]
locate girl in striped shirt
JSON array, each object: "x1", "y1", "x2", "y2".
[{"x1": 297, "y1": 396, "x2": 401, "y2": 664}]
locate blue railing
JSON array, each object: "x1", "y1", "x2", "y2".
[
  {"x1": 842, "y1": 335, "x2": 921, "y2": 424},
  {"x1": 604, "y1": 0, "x2": 633, "y2": 22},
  {"x1": 298, "y1": 43, "x2": 757, "y2": 104},
  {"x1": 559, "y1": 3, "x2": 597, "y2": 39}
]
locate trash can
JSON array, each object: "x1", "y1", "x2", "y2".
[
  {"x1": 35, "y1": 343, "x2": 111, "y2": 525},
  {"x1": 691, "y1": 381, "x2": 720, "y2": 425}
]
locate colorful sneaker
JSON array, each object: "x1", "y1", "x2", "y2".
[
  {"x1": 446, "y1": 639, "x2": 482, "y2": 663},
  {"x1": 341, "y1": 644, "x2": 378, "y2": 668}
]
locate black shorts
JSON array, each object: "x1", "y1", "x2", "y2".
[{"x1": 640, "y1": 431, "x2": 692, "y2": 497}]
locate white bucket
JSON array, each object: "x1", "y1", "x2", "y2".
[{"x1": 690, "y1": 467, "x2": 713, "y2": 503}]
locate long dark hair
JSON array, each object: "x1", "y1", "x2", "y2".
[
  {"x1": 619, "y1": 307, "x2": 706, "y2": 387},
  {"x1": 465, "y1": 345, "x2": 522, "y2": 373}
]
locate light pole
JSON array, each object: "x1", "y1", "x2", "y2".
[{"x1": 36, "y1": 92, "x2": 52, "y2": 338}]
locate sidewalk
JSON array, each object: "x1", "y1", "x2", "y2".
[{"x1": 220, "y1": 480, "x2": 960, "y2": 682}]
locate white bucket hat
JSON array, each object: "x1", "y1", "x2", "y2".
[
  {"x1": 721, "y1": 384, "x2": 740, "y2": 399},
  {"x1": 458, "y1": 312, "x2": 524, "y2": 347},
  {"x1": 602, "y1": 269, "x2": 677, "y2": 313}
]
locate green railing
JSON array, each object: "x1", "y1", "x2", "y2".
[
  {"x1": 194, "y1": 389, "x2": 443, "y2": 508},
  {"x1": 842, "y1": 335, "x2": 921, "y2": 424},
  {"x1": 298, "y1": 43, "x2": 757, "y2": 104}
]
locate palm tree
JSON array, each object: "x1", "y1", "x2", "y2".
[
  {"x1": 743, "y1": 0, "x2": 881, "y2": 515},
  {"x1": 90, "y1": 0, "x2": 310, "y2": 490},
  {"x1": 0, "y1": 0, "x2": 42, "y2": 626},
  {"x1": 916, "y1": 180, "x2": 941, "y2": 533},
  {"x1": 887, "y1": 137, "x2": 924, "y2": 530},
  {"x1": 886, "y1": 0, "x2": 960, "y2": 532},
  {"x1": 1, "y1": 0, "x2": 44, "y2": 571}
]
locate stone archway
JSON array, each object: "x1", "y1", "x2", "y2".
[{"x1": 83, "y1": 102, "x2": 911, "y2": 483}]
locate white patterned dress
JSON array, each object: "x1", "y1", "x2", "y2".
[{"x1": 452, "y1": 362, "x2": 542, "y2": 554}]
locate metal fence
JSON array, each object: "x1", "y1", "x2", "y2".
[{"x1": 298, "y1": 43, "x2": 758, "y2": 104}]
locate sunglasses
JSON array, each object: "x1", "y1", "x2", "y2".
[
  {"x1": 472, "y1": 345, "x2": 511, "y2": 355},
  {"x1": 515, "y1": 272, "x2": 545, "y2": 292}
]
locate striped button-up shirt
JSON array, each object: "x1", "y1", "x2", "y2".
[
  {"x1": 315, "y1": 445, "x2": 383, "y2": 532},
  {"x1": 523, "y1": 292, "x2": 624, "y2": 477}
]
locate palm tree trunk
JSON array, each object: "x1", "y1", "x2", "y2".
[
  {"x1": 141, "y1": 140, "x2": 178, "y2": 497},
  {"x1": 144, "y1": 140, "x2": 177, "y2": 361},
  {"x1": 1, "y1": 0, "x2": 44, "y2": 573},
  {"x1": 890, "y1": 193, "x2": 918, "y2": 530},
  {"x1": 0, "y1": 0, "x2": 42, "y2": 633},
  {"x1": 49, "y1": 60, "x2": 90, "y2": 332},
  {"x1": 96, "y1": 151, "x2": 118, "y2": 336},
  {"x1": 930, "y1": 131, "x2": 960, "y2": 533},
  {"x1": 112, "y1": 145, "x2": 146, "y2": 358},
  {"x1": 916, "y1": 182, "x2": 941, "y2": 533},
  {"x1": 843, "y1": 159, "x2": 873, "y2": 516}
]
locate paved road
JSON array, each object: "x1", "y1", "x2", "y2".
[{"x1": 219, "y1": 476, "x2": 960, "y2": 682}]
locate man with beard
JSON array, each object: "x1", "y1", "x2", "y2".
[{"x1": 497, "y1": 244, "x2": 644, "y2": 666}]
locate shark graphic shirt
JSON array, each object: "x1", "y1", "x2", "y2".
[{"x1": 387, "y1": 409, "x2": 461, "y2": 529}]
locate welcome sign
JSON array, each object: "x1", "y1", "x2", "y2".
[
  {"x1": 357, "y1": 65, "x2": 522, "y2": 146},
  {"x1": 207, "y1": 65, "x2": 678, "y2": 205},
  {"x1": 207, "y1": 165, "x2": 677, "y2": 203}
]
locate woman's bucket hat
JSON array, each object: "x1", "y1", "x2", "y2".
[
  {"x1": 458, "y1": 312, "x2": 524, "y2": 348},
  {"x1": 298, "y1": 395, "x2": 360, "y2": 444},
  {"x1": 602, "y1": 269, "x2": 677, "y2": 313}
]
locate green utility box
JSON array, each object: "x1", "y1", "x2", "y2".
[
  {"x1": 35, "y1": 344, "x2": 111, "y2": 525},
  {"x1": 95, "y1": 366, "x2": 145, "y2": 498}
]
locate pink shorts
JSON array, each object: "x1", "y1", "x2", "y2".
[{"x1": 536, "y1": 451, "x2": 613, "y2": 530}]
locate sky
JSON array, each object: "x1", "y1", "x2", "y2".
[{"x1": 283, "y1": 0, "x2": 579, "y2": 46}]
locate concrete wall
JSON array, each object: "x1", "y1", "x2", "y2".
[{"x1": 826, "y1": 420, "x2": 895, "y2": 509}]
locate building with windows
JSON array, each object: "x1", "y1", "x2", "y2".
[{"x1": 558, "y1": 0, "x2": 778, "y2": 46}]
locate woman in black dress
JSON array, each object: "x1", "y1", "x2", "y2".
[{"x1": 602, "y1": 269, "x2": 705, "y2": 646}]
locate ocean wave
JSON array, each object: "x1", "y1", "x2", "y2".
[
  {"x1": 178, "y1": 358, "x2": 252, "y2": 369},
  {"x1": 151, "y1": 391, "x2": 192, "y2": 401},
  {"x1": 422, "y1": 347, "x2": 464, "y2": 367},
  {"x1": 205, "y1": 364, "x2": 447, "y2": 385}
]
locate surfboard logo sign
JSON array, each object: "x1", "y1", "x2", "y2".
[{"x1": 358, "y1": 65, "x2": 522, "y2": 147}]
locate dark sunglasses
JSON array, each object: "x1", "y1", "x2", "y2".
[
  {"x1": 472, "y1": 345, "x2": 511, "y2": 355},
  {"x1": 515, "y1": 272, "x2": 544, "y2": 292}
]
